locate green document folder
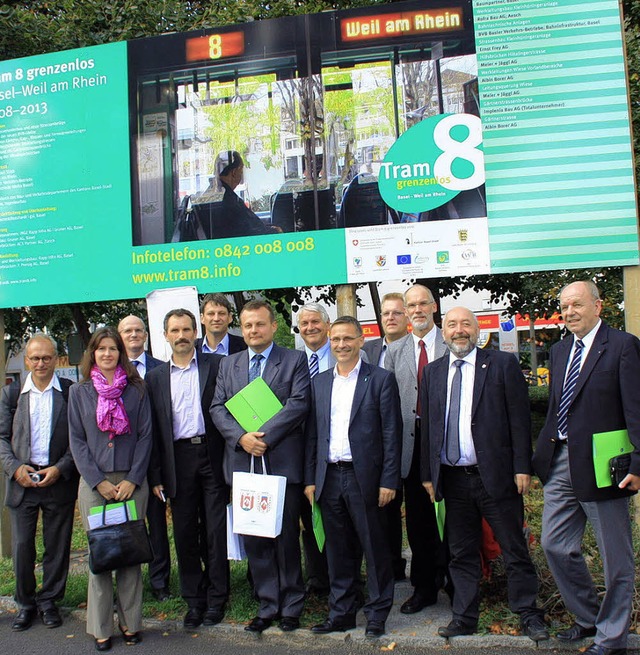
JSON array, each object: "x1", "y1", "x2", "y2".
[
  {"x1": 224, "y1": 377, "x2": 283, "y2": 432},
  {"x1": 312, "y1": 501, "x2": 325, "y2": 552},
  {"x1": 592, "y1": 429, "x2": 633, "y2": 488},
  {"x1": 434, "y1": 499, "x2": 446, "y2": 541}
]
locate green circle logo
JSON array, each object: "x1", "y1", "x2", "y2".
[{"x1": 378, "y1": 113, "x2": 485, "y2": 213}]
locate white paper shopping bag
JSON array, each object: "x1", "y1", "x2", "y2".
[
  {"x1": 232, "y1": 456, "x2": 286, "y2": 538},
  {"x1": 226, "y1": 503, "x2": 246, "y2": 560}
]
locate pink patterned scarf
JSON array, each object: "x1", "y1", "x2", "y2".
[{"x1": 91, "y1": 364, "x2": 131, "y2": 439}]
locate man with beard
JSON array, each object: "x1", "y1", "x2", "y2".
[{"x1": 420, "y1": 307, "x2": 548, "y2": 642}]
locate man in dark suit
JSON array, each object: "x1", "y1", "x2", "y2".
[
  {"x1": 146, "y1": 309, "x2": 229, "y2": 630},
  {"x1": 533, "y1": 281, "x2": 640, "y2": 655},
  {"x1": 0, "y1": 334, "x2": 78, "y2": 631},
  {"x1": 197, "y1": 293, "x2": 247, "y2": 356},
  {"x1": 384, "y1": 284, "x2": 449, "y2": 611},
  {"x1": 362, "y1": 292, "x2": 409, "y2": 368},
  {"x1": 211, "y1": 299, "x2": 310, "y2": 633},
  {"x1": 305, "y1": 316, "x2": 402, "y2": 639},
  {"x1": 118, "y1": 314, "x2": 170, "y2": 601},
  {"x1": 420, "y1": 307, "x2": 547, "y2": 641}
]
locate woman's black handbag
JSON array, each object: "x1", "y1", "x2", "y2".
[{"x1": 87, "y1": 501, "x2": 153, "y2": 575}]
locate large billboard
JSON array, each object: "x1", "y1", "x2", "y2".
[{"x1": 0, "y1": 0, "x2": 637, "y2": 308}]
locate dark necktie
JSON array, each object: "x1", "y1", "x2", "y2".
[
  {"x1": 249, "y1": 354, "x2": 264, "y2": 383},
  {"x1": 557, "y1": 339, "x2": 584, "y2": 438},
  {"x1": 416, "y1": 339, "x2": 428, "y2": 415},
  {"x1": 446, "y1": 359, "x2": 464, "y2": 465},
  {"x1": 309, "y1": 352, "x2": 319, "y2": 379}
]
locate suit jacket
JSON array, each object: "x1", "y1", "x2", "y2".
[
  {"x1": 420, "y1": 348, "x2": 532, "y2": 501},
  {"x1": 68, "y1": 381, "x2": 152, "y2": 489},
  {"x1": 0, "y1": 378, "x2": 78, "y2": 508},
  {"x1": 385, "y1": 329, "x2": 448, "y2": 478},
  {"x1": 533, "y1": 322, "x2": 640, "y2": 502},
  {"x1": 196, "y1": 332, "x2": 247, "y2": 356},
  {"x1": 146, "y1": 352, "x2": 225, "y2": 497},
  {"x1": 145, "y1": 352, "x2": 163, "y2": 372},
  {"x1": 305, "y1": 361, "x2": 402, "y2": 506},
  {"x1": 211, "y1": 344, "x2": 310, "y2": 485},
  {"x1": 363, "y1": 337, "x2": 384, "y2": 367}
]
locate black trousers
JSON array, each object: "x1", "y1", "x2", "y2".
[
  {"x1": 299, "y1": 488, "x2": 329, "y2": 590},
  {"x1": 10, "y1": 488, "x2": 75, "y2": 610},
  {"x1": 405, "y1": 429, "x2": 448, "y2": 597},
  {"x1": 146, "y1": 492, "x2": 171, "y2": 591},
  {"x1": 171, "y1": 440, "x2": 229, "y2": 610},
  {"x1": 320, "y1": 465, "x2": 394, "y2": 622},
  {"x1": 244, "y1": 483, "x2": 305, "y2": 619},
  {"x1": 442, "y1": 465, "x2": 540, "y2": 626}
]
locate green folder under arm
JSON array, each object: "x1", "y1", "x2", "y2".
[
  {"x1": 592, "y1": 429, "x2": 633, "y2": 488},
  {"x1": 224, "y1": 377, "x2": 283, "y2": 432}
]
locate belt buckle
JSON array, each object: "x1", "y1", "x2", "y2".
[{"x1": 190, "y1": 436, "x2": 203, "y2": 445}]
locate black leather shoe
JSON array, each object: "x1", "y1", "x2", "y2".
[
  {"x1": 203, "y1": 608, "x2": 224, "y2": 626},
  {"x1": 365, "y1": 620, "x2": 385, "y2": 638},
  {"x1": 400, "y1": 592, "x2": 437, "y2": 614},
  {"x1": 40, "y1": 607, "x2": 62, "y2": 628},
  {"x1": 311, "y1": 617, "x2": 356, "y2": 634},
  {"x1": 438, "y1": 620, "x2": 477, "y2": 638},
  {"x1": 12, "y1": 608, "x2": 36, "y2": 632},
  {"x1": 95, "y1": 637, "x2": 112, "y2": 652},
  {"x1": 522, "y1": 615, "x2": 549, "y2": 641},
  {"x1": 244, "y1": 616, "x2": 273, "y2": 633},
  {"x1": 119, "y1": 624, "x2": 142, "y2": 644},
  {"x1": 151, "y1": 587, "x2": 171, "y2": 602},
  {"x1": 556, "y1": 622, "x2": 598, "y2": 642},
  {"x1": 183, "y1": 608, "x2": 204, "y2": 629},
  {"x1": 279, "y1": 617, "x2": 300, "y2": 632},
  {"x1": 583, "y1": 644, "x2": 627, "y2": 655}
]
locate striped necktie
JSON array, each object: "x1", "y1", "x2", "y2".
[
  {"x1": 557, "y1": 339, "x2": 584, "y2": 439},
  {"x1": 309, "y1": 352, "x2": 319, "y2": 379}
]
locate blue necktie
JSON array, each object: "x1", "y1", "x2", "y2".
[
  {"x1": 557, "y1": 339, "x2": 584, "y2": 439},
  {"x1": 446, "y1": 359, "x2": 464, "y2": 465},
  {"x1": 249, "y1": 354, "x2": 264, "y2": 383},
  {"x1": 309, "y1": 353, "x2": 319, "y2": 379}
]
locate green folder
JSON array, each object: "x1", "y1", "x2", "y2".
[
  {"x1": 434, "y1": 499, "x2": 446, "y2": 541},
  {"x1": 88, "y1": 500, "x2": 138, "y2": 520},
  {"x1": 224, "y1": 377, "x2": 283, "y2": 432},
  {"x1": 592, "y1": 429, "x2": 633, "y2": 488},
  {"x1": 312, "y1": 501, "x2": 325, "y2": 552}
]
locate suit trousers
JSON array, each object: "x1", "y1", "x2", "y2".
[
  {"x1": 78, "y1": 473, "x2": 148, "y2": 639},
  {"x1": 244, "y1": 482, "x2": 304, "y2": 619},
  {"x1": 405, "y1": 427, "x2": 447, "y2": 597},
  {"x1": 146, "y1": 492, "x2": 171, "y2": 591},
  {"x1": 442, "y1": 465, "x2": 539, "y2": 626},
  {"x1": 171, "y1": 440, "x2": 229, "y2": 610},
  {"x1": 541, "y1": 444, "x2": 634, "y2": 649},
  {"x1": 320, "y1": 465, "x2": 394, "y2": 622},
  {"x1": 10, "y1": 487, "x2": 75, "y2": 610}
]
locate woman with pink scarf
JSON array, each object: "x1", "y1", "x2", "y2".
[{"x1": 68, "y1": 327, "x2": 152, "y2": 652}]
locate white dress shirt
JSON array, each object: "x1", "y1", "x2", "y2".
[
  {"x1": 202, "y1": 333, "x2": 230, "y2": 356},
  {"x1": 130, "y1": 352, "x2": 148, "y2": 379},
  {"x1": 441, "y1": 348, "x2": 477, "y2": 466},
  {"x1": 170, "y1": 353, "x2": 205, "y2": 440},
  {"x1": 328, "y1": 358, "x2": 362, "y2": 463},
  {"x1": 22, "y1": 372, "x2": 62, "y2": 466}
]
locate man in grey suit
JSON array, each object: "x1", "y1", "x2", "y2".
[
  {"x1": 211, "y1": 300, "x2": 310, "y2": 633},
  {"x1": 384, "y1": 284, "x2": 449, "y2": 612},
  {"x1": 0, "y1": 334, "x2": 78, "y2": 632},
  {"x1": 533, "y1": 281, "x2": 640, "y2": 655},
  {"x1": 118, "y1": 315, "x2": 171, "y2": 602},
  {"x1": 362, "y1": 292, "x2": 409, "y2": 368},
  {"x1": 146, "y1": 309, "x2": 229, "y2": 630}
]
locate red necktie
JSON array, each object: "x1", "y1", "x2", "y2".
[{"x1": 416, "y1": 339, "x2": 428, "y2": 415}]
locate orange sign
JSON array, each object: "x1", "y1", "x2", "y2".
[
  {"x1": 186, "y1": 32, "x2": 245, "y2": 62},
  {"x1": 341, "y1": 8, "x2": 463, "y2": 42}
]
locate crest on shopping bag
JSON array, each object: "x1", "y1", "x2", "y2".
[
  {"x1": 240, "y1": 490, "x2": 255, "y2": 511},
  {"x1": 258, "y1": 492, "x2": 272, "y2": 513}
]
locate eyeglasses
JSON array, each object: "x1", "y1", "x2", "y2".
[
  {"x1": 329, "y1": 336, "x2": 359, "y2": 345},
  {"x1": 382, "y1": 311, "x2": 405, "y2": 318},
  {"x1": 27, "y1": 356, "x2": 54, "y2": 364},
  {"x1": 407, "y1": 300, "x2": 434, "y2": 310}
]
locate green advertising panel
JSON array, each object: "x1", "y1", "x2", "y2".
[{"x1": 0, "y1": 0, "x2": 637, "y2": 308}]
